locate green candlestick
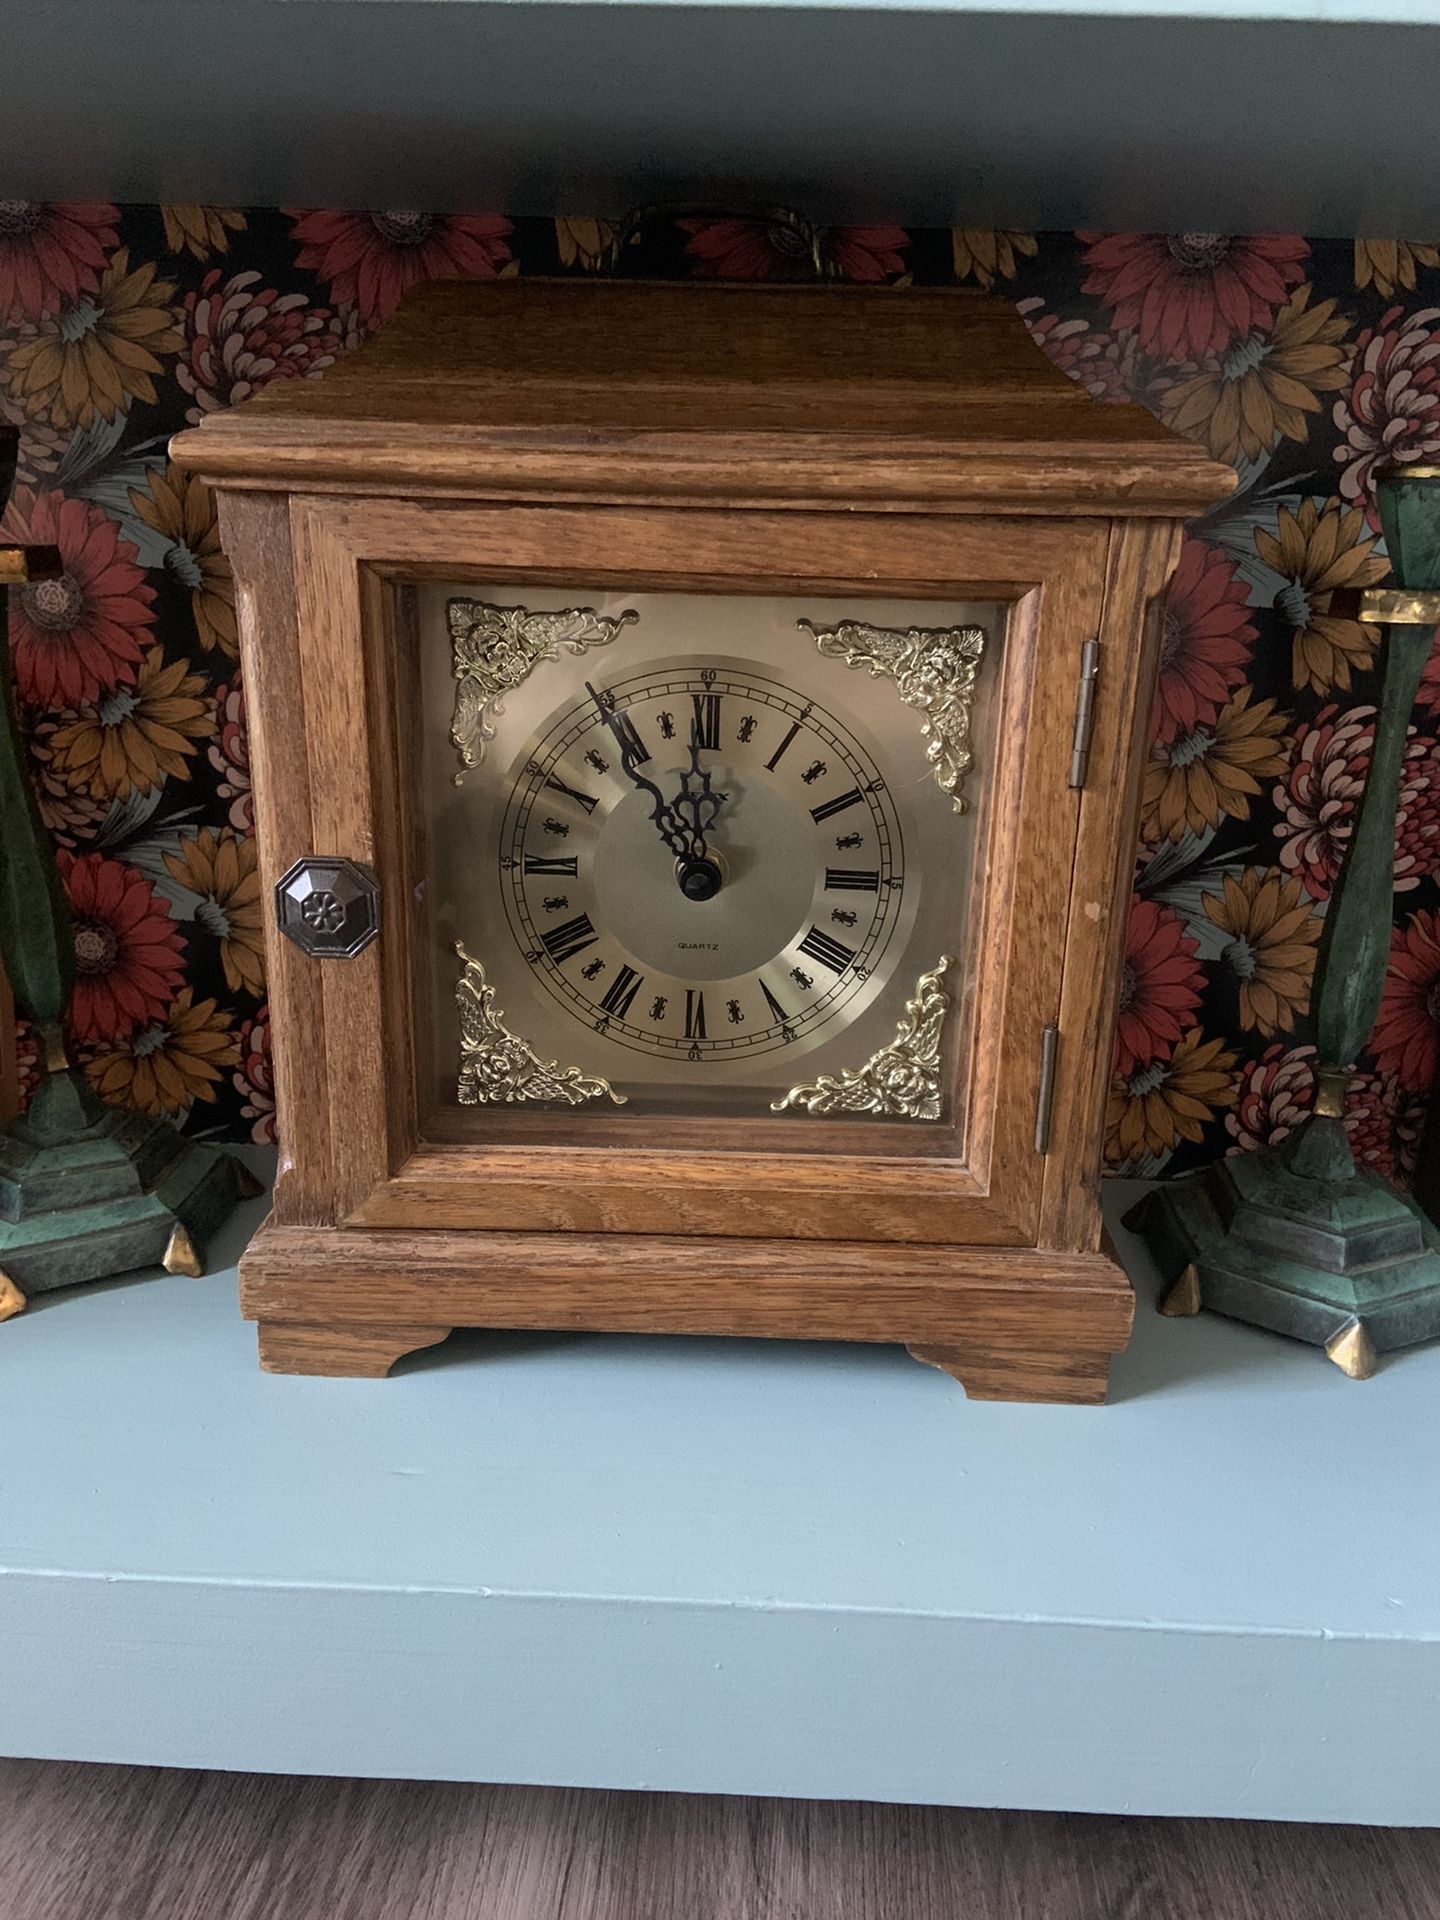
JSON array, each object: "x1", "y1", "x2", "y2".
[
  {"x1": 1127, "y1": 463, "x2": 1440, "y2": 1379},
  {"x1": 0, "y1": 428, "x2": 258, "y2": 1323}
]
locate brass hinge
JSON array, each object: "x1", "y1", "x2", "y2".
[
  {"x1": 1034, "y1": 1021, "x2": 1060, "y2": 1153},
  {"x1": 1068, "y1": 639, "x2": 1100, "y2": 789}
]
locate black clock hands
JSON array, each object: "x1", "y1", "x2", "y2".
[
  {"x1": 586, "y1": 682, "x2": 729, "y2": 899},
  {"x1": 671, "y1": 731, "x2": 727, "y2": 855},
  {"x1": 585, "y1": 681, "x2": 691, "y2": 864}
]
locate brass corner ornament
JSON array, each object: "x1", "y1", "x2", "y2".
[
  {"x1": 798, "y1": 619, "x2": 987, "y2": 812},
  {"x1": 448, "y1": 599, "x2": 639, "y2": 784},
  {"x1": 771, "y1": 958, "x2": 951, "y2": 1120},
  {"x1": 455, "y1": 943, "x2": 626, "y2": 1107}
]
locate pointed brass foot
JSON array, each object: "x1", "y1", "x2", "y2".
[
  {"x1": 232, "y1": 1161, "x2": 264, "y2": 1200},
  {"x1": 0, "y1": 1269, "x2": 27, "y2": 1322},
  {"x1": 1325, "y1": 1317, "x2": 1378, "y2": 1380},
  {"x1": 1159, "y1": 1263, "x2": 1202, "y2": 1318},
  {"x1": 162, "y1": 1223, "x2": 205, "y2": 1278}
]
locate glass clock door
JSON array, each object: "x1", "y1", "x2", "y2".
[{"x1": 410, "y1": 584, "x2": 1006, "y2": 1136}]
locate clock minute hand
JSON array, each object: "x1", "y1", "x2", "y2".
[{"x1": 585, "y1": 681, "x2": 692, "y2": 862}]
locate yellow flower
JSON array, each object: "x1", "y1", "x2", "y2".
[
  {"x1": 555, "y1": 217, "x2": 620, "y2": 271},
  {"x1": 130, "y1": 464, "x2": 238, "y2": 658},
  {"x1": 47, "y1": 645, "x2": 210, "y2": 798},
  {"x1": 86, "y1": 988, "x2": 239, "y2": 1115},
  {"x1": 1105, "y1": 1029, "x2": 1239, "y2": 1166},
  {"x1": 1354, "y1": 238, "x2": 1440, "y2": 300},
  {"x1": 163, "y1": 828, "x2": 264, "y2": 996},
  {"x1": 1142, "y1": 687, "x2": 1290, "y2": 844},
  {"x1": 951, "y1": 230, "x2": 1037, "y2": 289},
  {"x1": 1255, "y1": 497, "x2": 1388, "y2": 694},
  {"x1": 7, "y1": 249, "x2": 181, "y2": 429},
  {"x1": 1201, "y1": 867, "x2": 1320, "y2": 1036},
  {"x1": 160, "y1": 205, "x2": 246, "y2": 260},
  {"x1": 1161, "y1": 284, "x2": 1351, "y2": 465}
]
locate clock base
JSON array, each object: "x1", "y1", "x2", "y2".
[{"x1": 238, "y1": 1221, "x2": 1132, "y2": 1403}]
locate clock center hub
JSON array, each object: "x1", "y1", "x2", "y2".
[{"x1": 591, "y1": 767, "x2": 815, "y2": 982}]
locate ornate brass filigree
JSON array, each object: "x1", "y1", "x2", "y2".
[
  {"x1": 455, "y1": 943, "x2": 627, "y2": 1107},
  {"x1": 797, "y1": 618, "x2": 987, "y2": 812},
  {"x1": 771, "y1": 958, "x2": 951, "y2": 1119},
  {"x1": 448, "y1": 599, "x2": 638, "y2": 783}
]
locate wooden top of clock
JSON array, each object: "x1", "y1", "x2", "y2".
[{"x1": 170, "y1": 278, "x2": 1233, "y2": 516}]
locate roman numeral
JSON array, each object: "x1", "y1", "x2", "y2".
[
  {"x1": 610, "y1": 709, "x2": 650, "y2": 765},
  {"x1": 825, "y1": 868, "x2": 880, "y2": 892},
  {"x1": 539, "y1": 913, "x2": 598, "y2": 964},
  {"x1": 684, "y1": 989, "x2": 707, "y2": 1040},
  {"x1": 523, "y1": 854, "x2": 579, "y2": 877},
  {"x1": 599, "y1": 965, "x2": 643, "y2": 1019},
  {"x1": 809, "y1": 787, "x2": 864, "y2": 824},
  {"x1": 797, "y1": 926, "x2": 856, "y2": 974},
  {"x1": 759, "y1": 979, "x2": 789, "y2": 1023},
  {"x1": 765, "y1": 719, "x2": 803, "y2": 771},
  {"x1": 543, "y1": 775, "x2": 599, "y2": 815},
  {"x1": 691, "y1": 693, "x2": 721, "y2": 751}
]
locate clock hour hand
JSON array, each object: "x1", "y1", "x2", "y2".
[
  {"x1": 670, "y1": 730, "x2": 727, "y2": 860},
  {"x1": 585, "y1": 681, "x2": 692, "y2": 863}
]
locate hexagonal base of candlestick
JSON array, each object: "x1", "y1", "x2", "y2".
[
  {"x1": 0, "y1": 1068, "x2": 259, "y2": 1304},
  {"x1": 1125, "y1": 1144, "x2": 1440, "y2": 1372}
]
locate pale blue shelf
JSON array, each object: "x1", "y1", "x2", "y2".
[
  {"x1": 7, "y1": 1, "x2": 1440, "y2": 235},
  {"x1": 2, "y1": 1157, "x2": 1438, "y2": 1823}
]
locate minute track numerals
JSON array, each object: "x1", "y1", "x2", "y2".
[{"x1": 499, "y1": 663, "x2": 906, "y2": 1066}]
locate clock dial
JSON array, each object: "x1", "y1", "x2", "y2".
[
  {"x1": 419, "y1": 585, "x2": 998, "y2": 1121},
  {"x1": 500, "y1": 665, "x2": 905, "y2": 1064}
]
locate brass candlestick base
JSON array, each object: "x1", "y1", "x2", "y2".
[
  {"x1": 1125, "y1": 1126, "x2": 1440, "y2": 1380},
  {"x1": 1129, "y1": 465, "x2": 1440, "y2": 1377},
  {"x1": 0, "y1": 1059, "x2": 260, "y2": 1316}
]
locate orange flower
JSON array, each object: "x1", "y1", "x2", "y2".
[
  {"x1": 47, "y1": 645, "x2": 210, "y2": 798},
  {"x1": 1354, "y1": 239, "x2": 1440, "y2": 300},
  {"x1": 163, "y1": 828, "x2": 264, "y2": 996},
  {"x1": 1161, "y1": 284, "x2": 1351, "y2": 466},
  {"x1": 129, "y1": 464, "x2": 237, "y2": 658},
  {"x1": 1201, "y1": 868, "x2": 1320, "y2": 1037},
  {"x1": 160, "y1": 204, "x2": 246, "y2": 260},
  {"x1": 1141, "y1": 687, "x2": 1290, "y2": 843},
  {"x1": 86, "y1": 988, "x2": 239, "y2": 1115},
  {"x1": 7, "y1": 248, "x2": 181, "y2": 428},
  {"x1": 1256, "y1": 498, "x2": 1388, "y2": 694},
  {"x1": 951, "y1": 230, "x2": 1037, "y2": 289},
  {"x1": 1106, "y1": 1029, "x2": 1239, "y2": 1166}
]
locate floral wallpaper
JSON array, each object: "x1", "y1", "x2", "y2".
[{"x1": 2, "y1": 203, "x2": 1439, "y2": 1180}]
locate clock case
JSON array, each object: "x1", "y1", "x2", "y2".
[{"x1": 171, "y1": 279, "x2": 1231, "y2": 1400}]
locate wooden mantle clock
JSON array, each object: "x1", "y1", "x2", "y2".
[{"x1": 171, "y1": 279, "x2": 1230, "y2": 1400}]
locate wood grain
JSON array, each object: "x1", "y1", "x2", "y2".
[
  {"x1": 173, "y1": 278, "x2": 1233, "y2": 1392},
  {"x1": 2, "y1": 1759, "x2": 1437, "y2": 1920},
  {"x1": 170, "y1": 280, "x2": 1233, "y2": 516}
]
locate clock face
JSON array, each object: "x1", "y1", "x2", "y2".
[
  {"x1": 501, "y1": 663, "x2": 905, "y2": 1065},
  {"x1": 416, "y1": 586, "x2": 1000, "y2": 1125}
]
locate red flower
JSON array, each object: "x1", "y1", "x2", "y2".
[
  {"x1": 177, "y1": 269, "x2": 358, "y2": 419},
  {"x1": 1345, "y1": 1069, "x2": 1423, "y2": 1185},
  {"x1": 1078, "y1": 232, "x2": 1309, "y2": 362},
  {"x1": 1153, "y1": 539, "x2": 1256, "y2": 745},
  {"x1": 209, "y1": 675, "x2": 253, "y2": 832},
  {"x1": 1276, "y1": 704, "x2": 1440, "y2": 899},
  {"x1": 0, "y1": 489, "x2": 153, "y2": 708},
  {"x1": 235, "y1": 1011, "x2": 276, "y2": 1145},
  {"x1": 0, "y1": 200, "x2": 119, "y2": 322},
  {"x1": 58, "y1": 851, "x2": 186, "y2": 1046},
  {"x1": 1114, "y1": 897, "x2": 1206, "y2": 1076},
  {"x1": 1333, "y1": 305, "x2": 1440, "y2": 525},
  {"x1": 286, "y1": 209, "x2": 513, "y2": 327},
  {"x1": 1373, "y1": 910, "x2": 1440, "y2": 1095},
  {"x1": 679, "y1": 216, "x2": 908, "y2": 284},
  {"x1": 1227, "y1": 1042, "x2": 1315, "y2": 1152}
]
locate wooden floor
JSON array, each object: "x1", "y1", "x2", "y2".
[{"x1": 2, "y1": 1762, "x2": 1439, "y2": 1920}]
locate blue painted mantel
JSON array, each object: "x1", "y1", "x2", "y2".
[{"x1": 1, "y1": 1156, "x2": 1438, "y2": 1823}]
